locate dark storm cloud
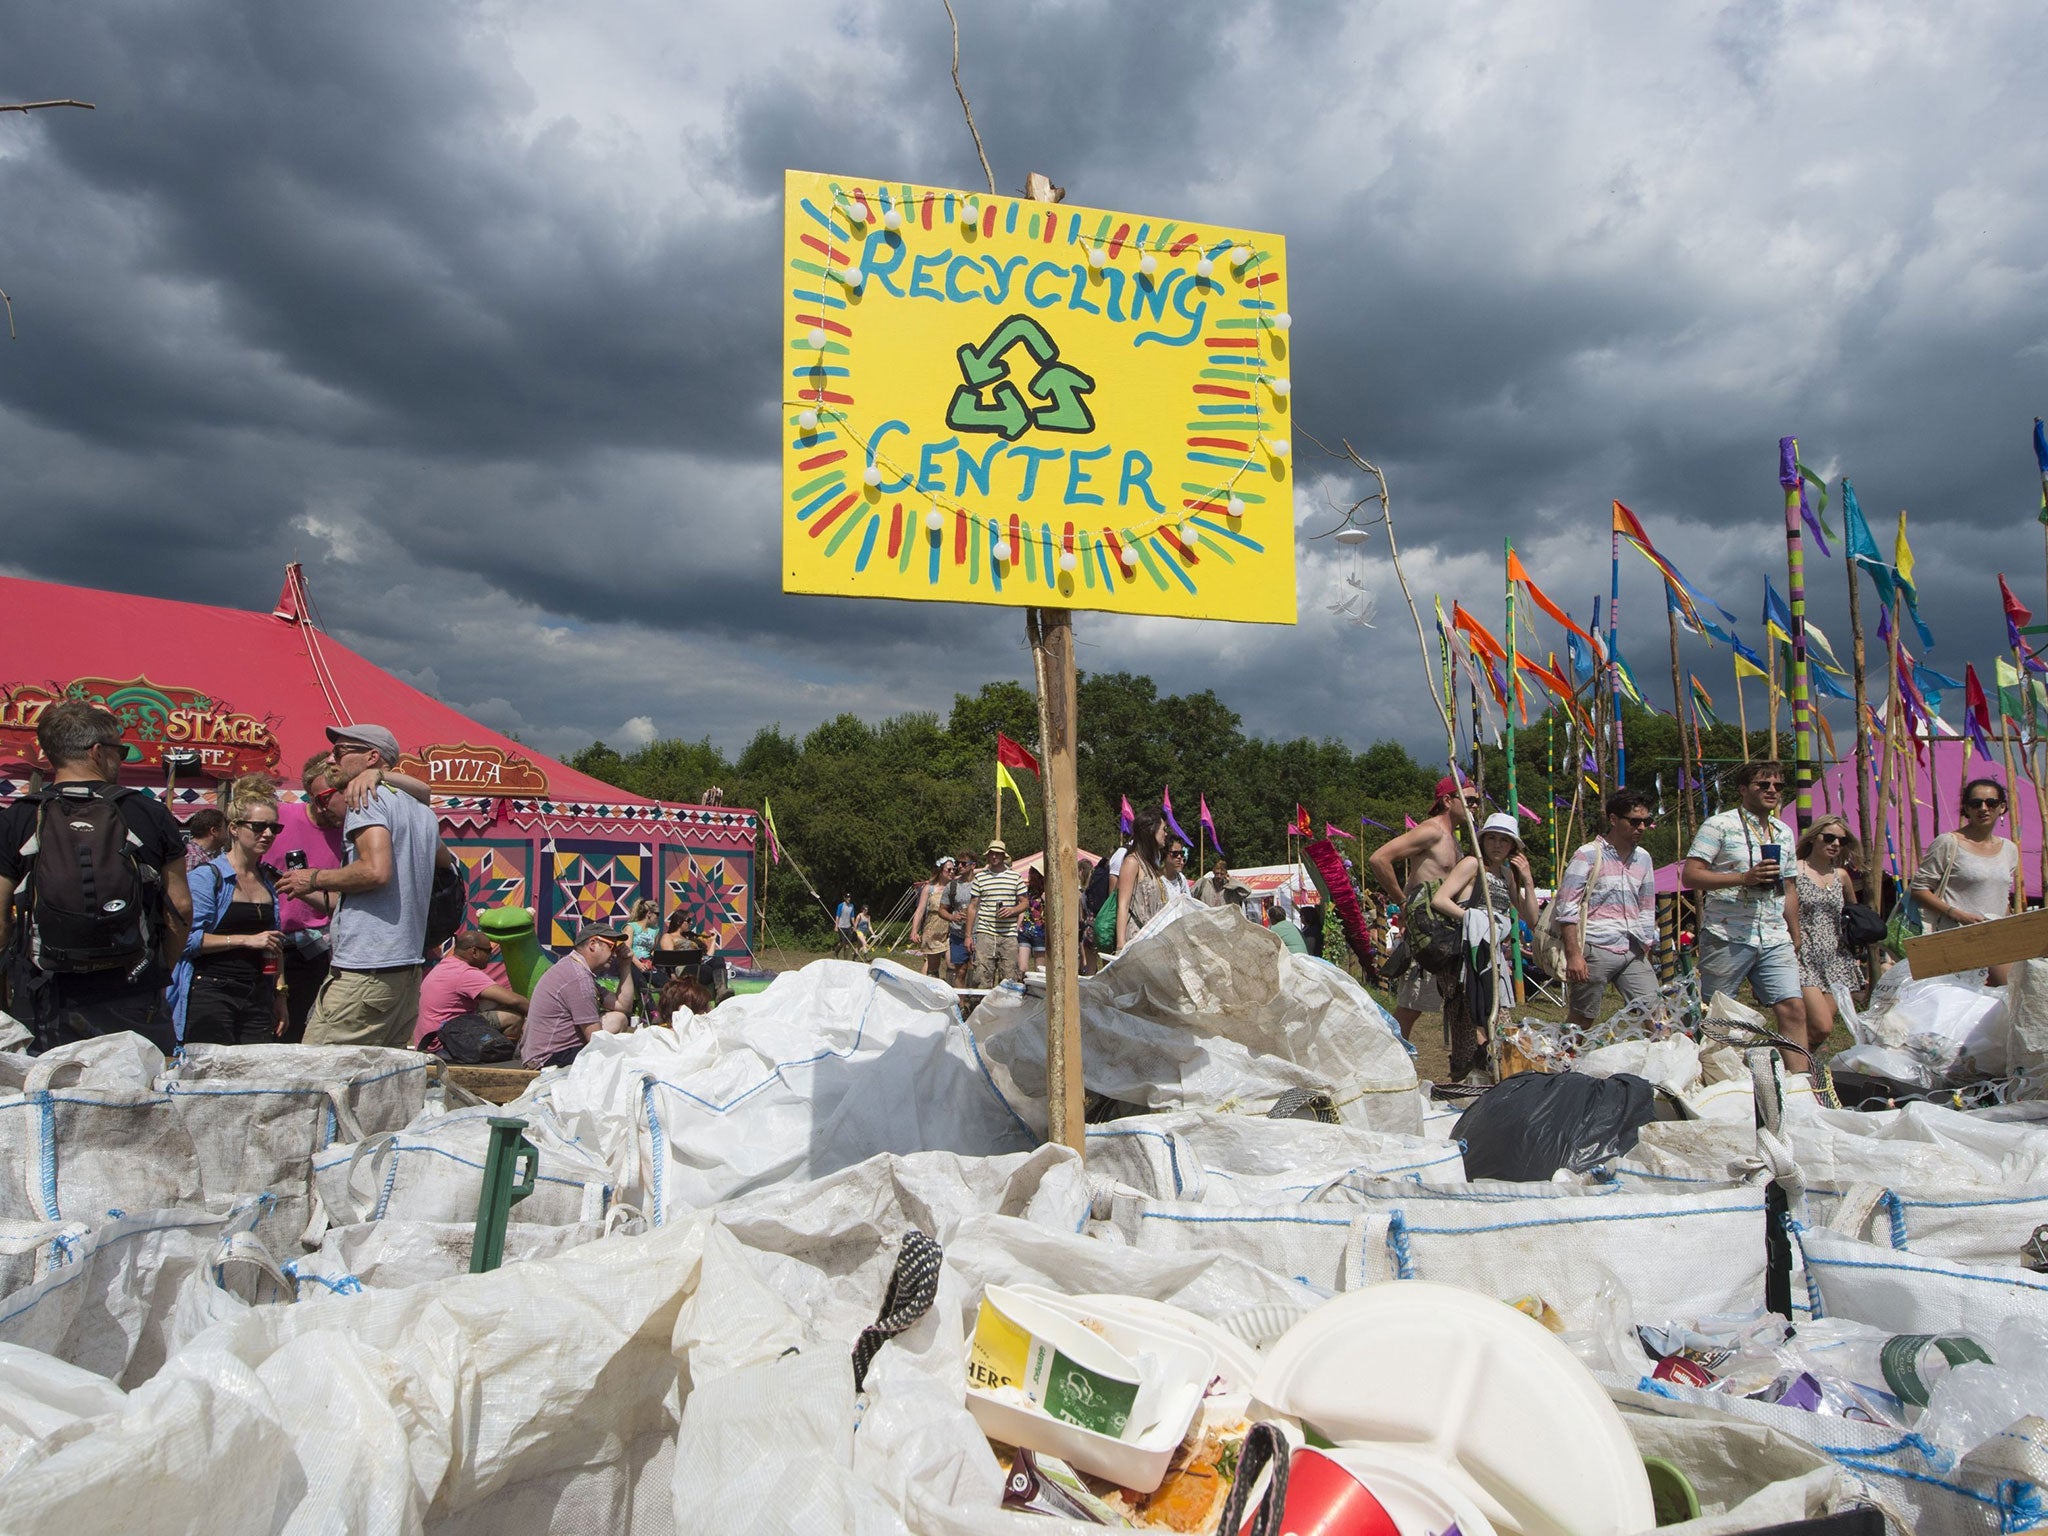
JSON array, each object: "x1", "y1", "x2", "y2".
[{"x1": 1, "y1": 0, "x2": 2043, "y2": 764}]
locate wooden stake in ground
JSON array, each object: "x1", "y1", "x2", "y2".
[
  {"x1": 1029, "y1": 607, "x2": 1083, "y2": 1152},
  {"x1": 1846, "y1": 543, "x2": 1874, "y2": 862},
  {"x1": 1665, "y1": 595, "x2": 1692, "y2": 854}
]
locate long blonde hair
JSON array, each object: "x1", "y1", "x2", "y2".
[{"x1": 1796, "y1": 814, "x2": 1860, "y2": 869}]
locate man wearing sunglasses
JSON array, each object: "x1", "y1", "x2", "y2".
[
  {"x1": 521, "y1": 922, "x2": 637, "y2": 1069},
  {"x1": 1553, "y1": 790, "x2": 1662, "y2": 1025},
  {"x1": 1682, "y1": 760, "x2": 1809, "y2": 1050}
]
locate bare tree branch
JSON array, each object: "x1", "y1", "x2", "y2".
[
  {"x1": 0, "y1": 100, "x2": 95, "y2": 114},
  {"x1": 939, "y1": 0, "x2": 996, "y2": 196}
]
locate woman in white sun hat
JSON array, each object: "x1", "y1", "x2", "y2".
[{"x1": 1432, "y1": 811, "x2": 1541, "y2": 1081}]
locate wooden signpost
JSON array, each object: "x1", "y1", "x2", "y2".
[
  {"x1": 1904, "y1": 909, "x2": 2048, "y2": 979},
  {"x1": 781, "y1": 169, "x2": 1296, "y2": 1152}
]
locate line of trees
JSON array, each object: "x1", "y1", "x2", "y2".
[{"x1": 570, "y1": 676, "x2": 1778, "y2": 948}]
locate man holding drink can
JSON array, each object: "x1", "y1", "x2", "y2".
[{"x1": 1682, "y1": 760, "x2": 1811, "y2": 1055}]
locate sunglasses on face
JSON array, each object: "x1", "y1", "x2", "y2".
[
  {"x1": 1966, "y1": 798, "x2": 2005, "y2": 810},
  {"x1": 236, "y1": 819, "x2": 283, "y2": 834},
  {"x1": 1624, "y1": 815, "x2": 1655, "y2": 827},
  {"x1": 1753, "y1": 783, "x2": 1783, "y2": 794},
  {"x1": 1817, "y1": 833, "x2": 1846, "y2": 844}
]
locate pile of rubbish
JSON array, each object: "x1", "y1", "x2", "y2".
[{"x1": 1, "y1": 898, "x2": 2047, "y2": 1533}]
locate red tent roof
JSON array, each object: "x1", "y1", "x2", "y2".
[{"x1": 0, "y1": 570, "x2": 657, "y2": 807}]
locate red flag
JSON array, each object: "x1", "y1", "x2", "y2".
[
  {"x1": 1324, "y1": 822, "x2": 1356, "y2": 840},
  {"x1": 1506, "y1": 550, "x2": 1596, "y2": 649},
  {"x1": 995, "y1": 732, "x2": 1039, "y2": 775},
  {"x1": 1293, "y1": 804, "x2": 1312, "y2": 836},
  {"x1": 272, "y1": 563, "x2": 304, "y2": 624},
  {"x1": 1964, "y1": 664, "x2": 1997, "y2": 767}
]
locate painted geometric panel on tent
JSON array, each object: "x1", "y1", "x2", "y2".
[
  {"x1": 659, "y1": 843, "x2": 752, "y2": 957},
  {"x1": 781, "y1": 170, "x2": 1295, "y2": 624},
  {"x1": 447, "y1": 838, "x2": 532, "y2": 931},
  {"x1": 543, "y1": 839, "x2": 652, "y2": 949}
]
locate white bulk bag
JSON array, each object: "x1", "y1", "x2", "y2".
[
  {"x1": 1083, "y1": 1108, "x2": 1464, "y2": 1203},
  {"x1": 1795, "y1": 1223, "x2": 2048, "y2": 1336}
]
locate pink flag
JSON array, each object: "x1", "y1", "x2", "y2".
[
  {"x1": 1119, "y1": 795, "x2": 1134, "y2": 835},
  {"x1": 1161, "y1": 786, "x2": 1194, "y2": 848},
  {"x1": 1404, "y1": 815, "x2": 1418, "y2": 829},
  {"x1": 1198, "y1": 795, "x2": 1223, "y2": 856},
  {"x1": 1324, "y1": 822, "x2": 1357, "y2": 840}
]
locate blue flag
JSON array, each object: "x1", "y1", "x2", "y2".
[
  {"x1": 1565, "y1": 627, "x2": 1596, "y2": 686},
  {"x1": 1842, "y1": 481, "x2": 1897, "y2": 606},
  {"x1": 1763, "y1": 579, "x2": 1795, "y2": 645}
]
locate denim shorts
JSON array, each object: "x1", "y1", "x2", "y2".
[{"x1": 1697, "y1": 937, "x2": 1802, "y2": 1008}]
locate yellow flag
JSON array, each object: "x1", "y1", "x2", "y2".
[
  {"x1": 1894, "y1": 509, "x2": 1917, "y2": 599},
  {"x1": 996, "y1": 761, "x2": 1030, "y2": 826},
  {"x1": 1734, "y1": 651, "x2": 1767, "y2": 681}
]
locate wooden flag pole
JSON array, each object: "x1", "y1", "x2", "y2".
[
  {"x1": 1733, "y1": 649, "x2": 1751, "y2": 763},
  {"x1": 1781, "y1": 438, "x2": 1814, "y2": 831},
  {"x1": 1768, "y1": 639, "x2": 1782, "y2": 762}
]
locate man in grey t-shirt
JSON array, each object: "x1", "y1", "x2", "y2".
[{"x1": 277, "y1": 723, "x2": 451, "y2": 1048}]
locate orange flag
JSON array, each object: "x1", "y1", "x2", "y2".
[
  {"x1": 1506, "y1": 550, "x2": 1596, "y2": 650},
  {"x1": 1451, "y1": 602, "x2": 1508, "y2": 663}
]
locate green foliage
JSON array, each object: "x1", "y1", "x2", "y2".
[{"x1": 569, "y1": 674, "x2": 1465, "y2": 948}]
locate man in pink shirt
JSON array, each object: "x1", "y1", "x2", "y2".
[{"x1": 415, "y1": 929, "x2": 528, "y2": 1046}]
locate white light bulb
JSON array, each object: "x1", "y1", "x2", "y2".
[
  {"x1": 1196, "y1": 257, "x2": 1214, "y2": 279},
  {"x1": 926, "y1": 510, "x2": 945, "y2": 532},
  {"x1": 1177, "y1": 521, "x2": 1190, "y2": 538},
  {"x1": 797, "y1": 409, "x2": 819, "y2": 432},
  {"x1": 863, "y1": 465, "x2": 882, "y2": 487},
  {"x1": 1139, "y1": 253, "x2": 1157, "y2": 276},
  {"x1": 959, "y1": 198, "x2": 976, "y2": 226},
  {"x1": 847, "y1": 202, "x2": 868, "y2": 225},
  {"x1": 1058, "y1": 551, "x2": 1077, "y2": 573},
  {"x1": 1227, "y1": 496, "x2": 1245, "y2": 519},
  {"x1": 807, "y1": 326, "x2": 827, "y2": 349},
  {"x1": 992, "y1": 539, "x2": 1011, "y2": 563},
  {"x1": 1231, "y1": 245, "x2": 1251, "y2": 267},
  {"x1": 842, "y1": 267, "x2": 864, "y2": 289},
  {"x1": 1269, "y1": 437, "x2": 1291, "y2": 459},
  {"x1": 883, "y1": 209, "x2": 902, "y2": 231},
  {"x1": 1272, "y1": 377, "x2": 1292, "y2": 398},
  {"x1": 1272, "y1": 311, "x2": 1293, "y2": 331},
  {"x1": 1088, "y1": 246, "x2": 1108, "y2": 269}
]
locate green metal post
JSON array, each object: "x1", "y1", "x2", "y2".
[{"x1": 471, "y1": 1116, "x2": 539, "y2": 1274}]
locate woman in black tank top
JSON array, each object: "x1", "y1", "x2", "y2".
[{"x1": 183, "y1": 787, "x2": 285, "y2": 1047}]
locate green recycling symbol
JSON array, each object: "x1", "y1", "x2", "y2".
[{"x1": 945, "y1": 314, "x2": 1097, "y2": 442}]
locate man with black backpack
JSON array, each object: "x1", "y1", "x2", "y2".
[{"x1": 0, "y1": 701, "x2": 192, "y2": 1054}]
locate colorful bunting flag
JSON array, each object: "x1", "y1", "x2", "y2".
[
  {"x1": 1160, "y1": 786, "x2": 1193, "y2": 848},
  {"x1": 1689, "y1": 673, "x2": 1719, "y2": 727},
  {"x1": 1325, "y1": 823, "x2": 1357, "y2": 840},
  {"x1": 996, "y1": 762, "x2": 1031, "y2": 826},
  {"x1": 1803, "y1": 620, "x2": 1848, "y2": 676},
  {"x1": 1732, "y1": 635, "x2": 1769, "y2": 681},
  {"x1": 2000, "y1": 575, "x2": 2047, "y2": 674},
  {"x1": 1198, "y1": 795, "x2": 1224, "y2": 856},
  {"x1": 1841, "y1": 480, "x2": 1896, "y2": 607},
  {"x1": 1894, "y1": 510, "x2": 1918, "y2": 604},
  {"x1": 1119, "y1": 795, "x2": 1134, "y2": 836},
  {"x1": 995, "y1": 732, "x2": 1040, "y2": 775},
  {"x1": 1796, "y1": 461, "x2": 1838, "y2": 555},
  {"x1": 1762, "y1": 578, "x2": 1794, "y2": 646},
  {"x1": 1996, "y1": 658, "x2": 2026, "y2": 723},
  {"x1": 1565, "y1": 627, "x2": 1596, "y2": 687},
  {"x1": 1293, "y1": 803, "x2": 1313, "y2": 837},
  {"x1": 1506, "y1": 550, "x2": 1597, "y2": 649},
  {"x1": 2036, "y1": 418, "x2": 2048, "y2": 523},
  {"x1": 1964, "y1": 665, "x2": 1997, "y2": 766},
  {"x1": 760, "y1": 797, "x2": 784, "y2": 865}
]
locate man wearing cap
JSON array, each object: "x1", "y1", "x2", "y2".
[
  {"x1": 965, "y1": 839, "x2": 1028, "y2": 989},
  {"x1": 1366, "y1": 775, "x2": 1483, "y2": 1040},
  {"x1": 277, "y1": 724, "x2": 451, "y2": 1048},
  {"x1": 521, "y1": 922, "x2": 636, "y2": 1068}
]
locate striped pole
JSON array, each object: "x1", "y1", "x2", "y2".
[{"x1": 1779, "y1": 437, "x2": 1813, "y2": 829}]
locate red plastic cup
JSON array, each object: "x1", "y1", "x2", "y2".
[{"x1": 1241, "y1": 1447, "x2": 1402, "y2": 1536}]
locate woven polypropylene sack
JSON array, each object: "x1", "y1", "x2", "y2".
[
  {"x1": 1083, "y1": 1109, "x2": 1464, "y2": 1204},
  {"x1": 0, "y1": 1086, "x2": 202, "y2": 1227},
  {"x1": 0, "y1": 1199, "x2": 279, "y2": 1388},
  {"x1": 1822, "y1": 1180, "x2": 2048, "y2": 1267},
  {"x1": 1795, "y1": 1223, "x2": 2048, "y2": 1338},
  {"x1": 288, "y1": 1216, "x2": 633, "y2": 1298},
  {"x1": 1355, "y1": 1179, "x2": 1769, "y2": 1324},
  {"x1": 164, "y1": 1044, "x2": 433, "y2": 1253},
  {"x1": 1095, "y1": 1191, "x2": 1392, "y2": 1294},
  {"x1": 312, "y1": 1102, "x2": 615, "y2": 1229},
  {"x1": 0, "y1": 1219, "x2": 89, "y2": 1303},
  {"x1": 535, "y1": 960, "x2": 1035, "y2": 1219}
]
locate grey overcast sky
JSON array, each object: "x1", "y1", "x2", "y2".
[{"x1": 2, "y1": 1, "x2": 2043, "y2": 763}]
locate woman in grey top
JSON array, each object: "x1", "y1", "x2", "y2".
[{"x1": 1911, "y1": 777, "x2": 2022, "y2": 984}]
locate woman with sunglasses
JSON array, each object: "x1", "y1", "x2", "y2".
[
  {"x1": 1911, "y1": 777, "x2": 2022, "y2": 984},
  {"x1": 172, "y1": 777, "x2": 287, "y2": 1045},
  {"x1": 1794, "y1": 816, "x2": 1862, "y2": 1046}
]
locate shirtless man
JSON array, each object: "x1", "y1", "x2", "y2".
[{"x1": 1367, "y1": 776, "x2": 1482, "y2": 1039}]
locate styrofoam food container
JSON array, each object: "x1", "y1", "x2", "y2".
[
  {"x1": 966, "y1": 1288, "x2": 1217, "y2": 1493},
  {"x1": 1252, "y1": 1281, "x2": 1653, "y2": 1536}
]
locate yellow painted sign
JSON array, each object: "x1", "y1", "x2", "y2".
[{"x1": 781, "y1": 171, "x2": 1296, "y2": 624}]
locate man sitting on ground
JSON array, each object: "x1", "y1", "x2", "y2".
[
  {"x1": 521, "y1": 923, "x2": 636, "y2": 1069},
  {"x1": 415, "y1": 928, "x2": 529, "y2": 1047}
]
